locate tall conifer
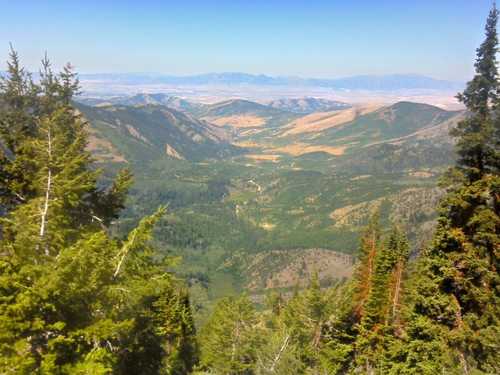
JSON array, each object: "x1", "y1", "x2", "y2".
[
  {"x1": 0, "y1": 51, "x2": 197, "y2": 374},
  {"x1": 403, "y1": 5, "x2": 500, "y2": 373}
]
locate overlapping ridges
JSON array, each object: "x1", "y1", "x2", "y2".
[{"x1": 77, "y1": 102, "x2": 240, "y2": 163}]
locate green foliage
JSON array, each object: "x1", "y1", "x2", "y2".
[
  {"x1": 354, "y1": 226, "x2": 410, "y2": 373},
  {"x1": 0, "y1": 52, "x2": 198, "y2": 374},
  {"x1": 2, "y1": 4, "x2": 499, "y2": 374},
  {"x1": 200, "y1": 295, "x2": 260, "y2": 374},
  {"x1": 396, "y1": 6, "x2": 500, "y2": 373}
]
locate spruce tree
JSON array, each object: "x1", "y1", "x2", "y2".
[
  {"x1": 455, "y1": 5, "x2": 498, "y2": 181},
  {"x1": 402, "y1": 5, "x2": 500, "y2": 373},
  {"x1": 281, "y1": 274, "x2": 329, "y2": 371},
  {"x1": 0, "y1": 46, "x2": 39, "y2": 210},
  {"x1": 255, "y1": 296, "x2": 304, "y2": 375},
  {"x1": 0, "y1": 51, "x2": 198, "y2": 374},
  {"x1": 200, "y1": 296, "x2": 260, "y2": 374},
  {"x1": 354, "y1": 227, "x2": 410, "y2": 374},
  {"x1": 353, "y1": 213, "x2": 382, "y2": 320},
  {"x1": 317, "y1": 214, "x2": 383, "y2": 374}
]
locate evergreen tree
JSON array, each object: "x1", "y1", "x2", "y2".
[
  {"x1": 159, "y1": 288, "x2": 199, "y2": 374},
  {"x1": 280, "y1": 274, "x2": 334, "y2": 373},
  {"x1": 0, "y1": 46, "x2": 40, "y2": 210},
  {"x1": 402, "y1": 5, "x2": 500, "y2": 373},
  {"x1": 353, "y1": 213, "x2": 382, "y2": 320},
  {"x1": 200, "y1": 296, "x2": 260, "y2": 374},
  {"x1": 255, "y1": 298, "x2": 304, "y2": 375},
  {"x1": 316, "y1": 214, "x2": 383, "y2": 374},
  {"x1": 314, "y1": 281, "x2": 355, "y2": 374},
  {"x1": 455, "y1": 5, "x2": 498, "y2": 181},
  {"x1": 0, "y1": 51, "x2": 198, "y2": 374},
  {"x1": 354, "y1": 227, "x2": 410, "y2": 374}
]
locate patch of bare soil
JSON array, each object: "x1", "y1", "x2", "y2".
[
  {"x1": 245, "y1": 248, "x2": 354, "y2": 291},
  {"x1": 202, "y1": 115, "x2": 267, "y2": 128},
  {"x1": 86, "y1": 127, "x2": 127, "y2": 163},
  {"x1": 268, "y1": 143, "x2": 346, "y2": 156},
  {"x1": 245, "y1": 154, "x2": 281, "y2": 162}
]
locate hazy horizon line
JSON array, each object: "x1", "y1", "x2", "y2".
[
  {"x1": 76, "y1": 71, "x2": 465, "y2": 83},
  {"x1": 0, "y1": 68, "x2": 466, "y2": 84}
]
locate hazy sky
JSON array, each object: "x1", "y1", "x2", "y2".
[{"x1": 0, "y1": 0, "x2": 494, "y2": 81}]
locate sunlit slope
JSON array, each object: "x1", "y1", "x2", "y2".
[
  {"x1": 310, "y1": 101, "x2": 460, "y2": 151},
  {"x1": 77, "y1": 103, "x2": 241, "y2": 164},
  {"x1": 199, "y1": 99, "x2": 298, "y2": 130}
]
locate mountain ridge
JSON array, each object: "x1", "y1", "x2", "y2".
[
  {"x1": 268, "y1": 97, "x2": 351, "y2": 114},
  {"x1": 75, "y1": 72, "x2": 464, "y2": 91},
  {"x1": 76, "y1": 102, "x2": 241, "y2": 163}
]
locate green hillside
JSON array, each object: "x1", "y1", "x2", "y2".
[
  {"x1": 77, "y1": 103, "x2": 241, "y2": 164},
  {"x1": 201, "y1": 99, "x2": 285, "y2": 117},
  {"x1": 77, "y1": 100, "x2": 459, "y2": 300},
  {"x1": 311, "y1": 101, "x2": 459, "y2": 151},
  {"x1": 199, "y1": 99, "x2": 299, "y2": 130}
]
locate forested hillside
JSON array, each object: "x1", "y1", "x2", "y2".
[
  {"x1": 196, "y1": 7, "x2": 499, "y2": 373},
  {"x1": 0, "y1": 4, "x2": 499, "y2": 375}
]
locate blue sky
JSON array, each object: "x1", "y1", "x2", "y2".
[{"x1": 0, "y1": 0, "x2": 494, "y2": 80}]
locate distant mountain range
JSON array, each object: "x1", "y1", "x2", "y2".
[{"x1": 76, "y1": 72, "x2": 463, "y2": 91}]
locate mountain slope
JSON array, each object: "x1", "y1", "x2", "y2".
[
  {"x1": 311, "y1": 101, "x2": 460, "y2": 151},
  {"x1": 320, "y1": 108, "x2": 465, "y2": 175},
  {"x1": 77, "y1": 93, "x2": 205, "y2": 114},
  {"x1": 202, "y1": 99, "x2": 285, "y2": 117},
  {"x1": 77, "y1": 103, "x2": 240, "y2": 164},
  {"x1": 199, "y1": 99, "x2": 297, "y2": 130},
  {"x1": 279, "y1": 104, "x2": 382, "y2": 136},
  {"x1": 268, "y1": 97, "x2": 351, "y2": 114},
  {"x1": 234, "y1": 101, "x2": 463, "y2": 160}
]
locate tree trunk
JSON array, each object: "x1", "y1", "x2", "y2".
[
  {"x1": 269, "y1": 333, "x2": 290, "y2": 372},
  {"x1": 39, "y1": 127, "x2": 52, "y2": 256}
]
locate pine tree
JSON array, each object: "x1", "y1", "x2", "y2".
[
  {"x1": 402, "y1": 5, "x2": 500, "y2": 373},
  {"x1": 0, "y1": 46, "x2": 40, "y2": 210},
  {"x1": 315, "y1": 214, "x2": 383, "y2": 374},
  {"x1": 0, "y1": 51, "x2": 198, "y2": 373},
  {"x1": 353, "y1": 213, "x2": 382, "y2": 320},
  {"x1": 280, "y1": 275, "x2": 323, "y2": 370},
  {"x1": 200, "y1": 295, "x2": 260, "y2": 374},
  {"x1": 354, "y1": 227, "x2": 410, "y2": 374},
  {"x1": 255, "y1": 297, "x2": 304, "y2": 375},
  {"x1": 455, "y1": 5, "x2": 498, "y2": 181},
  {"x1": 159, "y1": 288, "x2": 199, "y2": 374}
]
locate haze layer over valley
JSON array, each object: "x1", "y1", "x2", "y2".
[{"x1": 78, "y1": 72, "x2": 465, "y2": 111}]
